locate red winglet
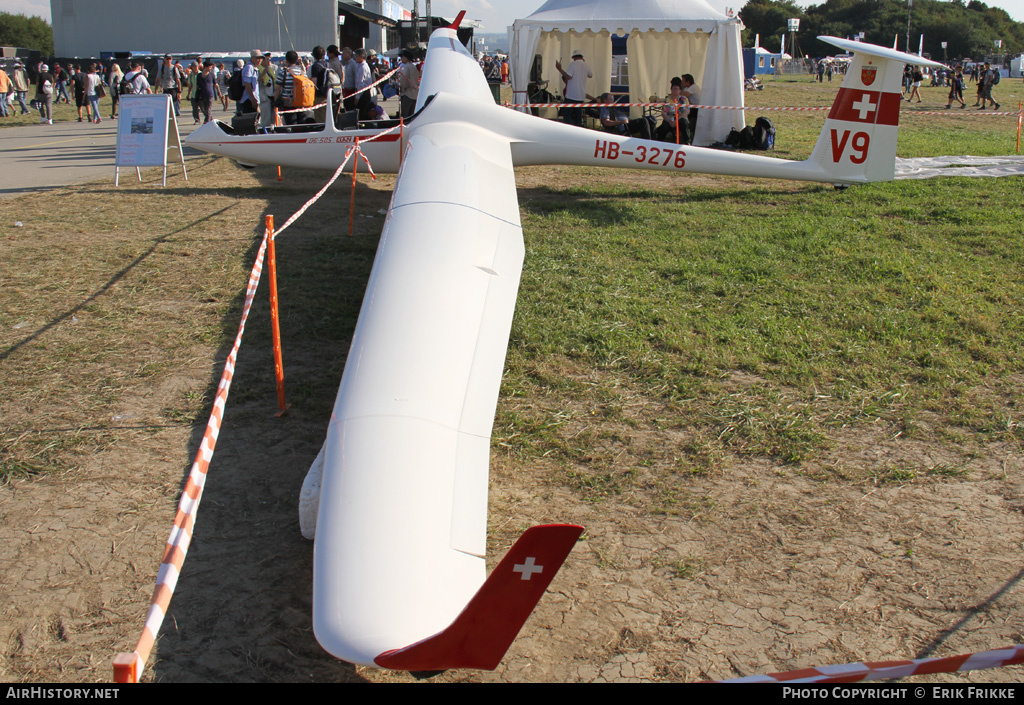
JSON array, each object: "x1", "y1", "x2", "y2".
[
  {"x1": 447, "y1": 10, "x2": 467, "y2": 30},
  {"x1": 374, "y1": 524, "x2": 584, "y2": 671}
]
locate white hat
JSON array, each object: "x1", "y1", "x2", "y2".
[
  {"x1": 571, "y1": 50, "x2": 583, "y2": 57},
  {"x1": 40, "y1": 63, "x2": 48, "y2": 71}
]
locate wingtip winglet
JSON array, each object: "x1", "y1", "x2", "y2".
[{"x1": 374, "y1": 523, "x2": 584, "y2": 672}]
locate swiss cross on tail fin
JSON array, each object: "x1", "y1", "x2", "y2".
[{"x1": 374, "y1": 524, "x2": 584, "y2": 672}]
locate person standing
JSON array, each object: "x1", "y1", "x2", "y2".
[
  {"x1": 341, "y1": 46, "x2": 357, "y2": 111},
  {"x1": 326, "y1": 45, "x2": 345, "y2": 114},
  {"x1": 216, "y1": 62, "x2": 230, "y2": 111},
  {"x1": 72, "y1": 64, "x2": 92, "y2": 121},
  {"x1": 397, "y1": 49, "x2": 420, "y2": 118},
  {"x1": 239, "y1": 50, "x2": 260, "y2": 116},
  {"x1": 0, "y1": 66, "x2": 9, "y2": 118},
  {"x1": 273, "y1": 50, "x2": 308, "y2": 126},
  {"x1": 55, "y1": 64, "x2": 70, "y2": 104},
  {"x1": 554, "y1": 50, "x2": 592, "y2": 127},
  {"x1": 108, "y1": 62, "x2": 123, "y2": 118},
  {"x1": 193, "y1": 60, "x2": 216, "y2": 124},
  {"x1": 86, "y1": 64, "x2": 103, "y2": 123},
  {"x1": 680, "y1": 73, "x2": 701, "y2": 137},
  {"x1": 351, "y1": 48, "x2": 374, "y2": 119},
  {"x1": 123, "y1": 61, "x2": 152, "y2": 95},
  {"x1": 946, "y1": 70, "x2": 966, "y2": 109},
  {"x1": 11, "y1": 61, "x2": 30, "y2": 115},
  {"x1": 258, "y1": 53, "x2": 276, "y2": 127},
  {"x1": 35, "y1": 63, "x2": 54, "y2": 124},
  {"x1": 154, "y1": 55, "x2": 183, "y2": 116},
  {"x1": 309, "y1": 45, "x2": 331, "y2": 124}
]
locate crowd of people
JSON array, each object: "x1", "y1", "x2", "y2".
[
  {"x1": 547, "y1": 49, "x2": 701, "y2": 144},
  {"x1": 0, "y1": 45, "x2": 425, "y2": 128}
]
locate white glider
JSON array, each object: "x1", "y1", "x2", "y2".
[{"x1": 187, "y1": 20, "x2": 941, "y2": 672}]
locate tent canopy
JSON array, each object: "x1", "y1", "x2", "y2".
[{"x1": 510, "y1": 0, "x2": 746, "y2": 145}]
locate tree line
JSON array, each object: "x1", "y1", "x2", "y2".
[
  {"x1": 0, "y1": 12, "x2": 53, "y2": 56},
  {"x1": 740, "y1": 0, "x2": 1024, "y2": 61}
]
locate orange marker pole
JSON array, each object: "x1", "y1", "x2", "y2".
[
  {"x1": 275, "y1": 109, "x2": 283, "y2": 181},
  {"x1": 675, "y1": 104, "x2": 680, "y2": 145},
  {"x1": 1017, "y1": 102, "x2": 1022, "y2": 154},
  {"x1": 266, "y1": 215, "x2": 289, "y2": 416},
  {"x1": 349, "y1": 137, "x2": 359, "y2": 237}
]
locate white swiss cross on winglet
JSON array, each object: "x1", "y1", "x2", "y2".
[
  {"x1": 513, "y1": 556, "x2": 544, "y2": 580},
  {"x1": 851, "y1": 94, "x2": 877, "y2": 121},
  {"x1": 374, "y1": 524, "x2": 583, "y2": 672}
]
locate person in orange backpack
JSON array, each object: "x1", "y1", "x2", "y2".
[{"x1": 274, "y1": 50, "x2": 311, "y2": 125}]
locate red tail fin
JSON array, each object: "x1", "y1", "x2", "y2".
[
  {"x1": 374, "y1": 524, "x2": 583, "y2": 671},
  {"x1": 447, "y1": 10, "x2": 467, "y2": 30}
]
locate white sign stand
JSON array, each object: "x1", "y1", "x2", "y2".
[{"x1": 115, "y1": 94, "x2": 187, "y2": 186}]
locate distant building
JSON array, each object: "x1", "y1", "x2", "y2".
[
  {"x1": 49, "y1": 0, "x2": 408, "y2": 58},
  {"x1": 743, "y1": 47, "x2": 783, "y2": 79}
]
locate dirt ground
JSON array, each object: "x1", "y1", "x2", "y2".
[{"x1": 1, "y1": 158, "x2": 1022, "y2": 684}]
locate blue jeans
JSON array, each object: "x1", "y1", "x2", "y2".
[
  {"x1": 15, "y1": 91, "x2": 29, "y2": 113},
  {"x1": 89, "y1": 95, "x2": 101, "y2": 120}
]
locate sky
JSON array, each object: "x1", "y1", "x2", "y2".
[{"x1": 5, "y1": 0, "x2": 1023, "y2": 32}]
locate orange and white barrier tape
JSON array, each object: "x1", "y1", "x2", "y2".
[
  {"x1": 904, "y1": 108, "x2": 1024, "y2": 117},
  {"x1": 504, "y1": 101, "x2": 829, "y2": 111},
  {"x1": 113, "y1": 229, "x2": 271, "y2": 684},
  {"x1": 277, "y1": 67, "x2": 400, "y2": 115},
  {"x1": 506, "y1": 101, "x2": 1024, "y2": 117},
  {"x1": 112, "y1": 119, "x2": 399, "y2": 682},
  {"x1": 722, "y1": 644, "x2": 1024, "y2": 683}
]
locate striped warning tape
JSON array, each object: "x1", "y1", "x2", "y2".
[
  {"x1": 113, "y1": 229, "x2": 270, "y2": 683},
  {"x1": 722, "y1": 644, "x2": 1024, "y2": 683},
  {"x1": 278, "y1": 67, "x2": 400, "y2": 115},
  {"x1": 505, "y1": 101, "x2": 829, "y2": 111},
  {"x1": 112, "y1": 119, "x2": 400, "y2": 683},
  {"x1": 905, "y1": 108, "x2": 1022, "y2": 117},
  {"x1": 505, "y1": 102, "x2": 1023, "y2": 117},
  {"x1": 272, "y1": 121, "x2": 400, "y2": 239}
]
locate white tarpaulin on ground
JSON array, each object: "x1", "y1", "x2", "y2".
[
  {"x1": 894, "y1": 155, "x2": 1024, "y2": 179},
  {"x1": 510, "y1": 0, "x2": 745, "y2": 145}
]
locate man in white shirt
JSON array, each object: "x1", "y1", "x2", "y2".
[
  {"x1": 124, "y1": 62, "x2": 152, "y2": 94},
  {"x1": 555, "y1": 50, "x2": 592, "y2": 127},
  {"x1": 351, "y1": 48, "x2": 374, "y2": 118},
  {"x1": 239, "y1": 50, "x2": 260, "y2": 115}
]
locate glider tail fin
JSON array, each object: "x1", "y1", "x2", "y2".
[
  {"x1": 808, "y1": 36, "x2": 943, "y2": 184},
  {"x1": 374, "y1": 524, "x2": 584, "y2": 672}
]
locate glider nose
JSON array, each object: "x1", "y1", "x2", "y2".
[{"x1": 184, "y1": 120, "x2": 223, "y2": 150}]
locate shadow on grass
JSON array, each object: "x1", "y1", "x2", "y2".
[
  {"x1": 0, "y1": 203, "x2": 240, "y2": 365},
  {"x1": 145, "y1": 165, "x2": 384, "y2": 682},
  {"x1": 517, "y1": 183, "x2": 828, "y2": 225}
]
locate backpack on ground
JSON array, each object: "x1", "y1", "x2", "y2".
[
  {"x1": 228, "y1": 69, "x2": 245, "y2": 101},
  {"x1": 289, "y1": 73, "x2": 316, "y2": 108},
  {"x1": 752, "y1": 116, "x2": 776, "y2": 150}
]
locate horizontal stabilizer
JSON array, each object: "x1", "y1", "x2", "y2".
[{"x1": 374, "y1": 524, "x2": 584, "y2": 671}]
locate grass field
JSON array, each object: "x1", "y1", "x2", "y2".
[{"x1": 1, "y1": 74, "x2": 1023, "y2": 682}]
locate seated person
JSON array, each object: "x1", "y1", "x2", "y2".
[
  {"x1": 598, "y1": 93, "x2": 654, "y2": 140},
  {"x1": 653, "y1": 77, "x2": 690, "y2": 144}
]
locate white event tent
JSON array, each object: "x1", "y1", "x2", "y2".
[{"x1": 510, "y1": 0, "x2": 746, "y2": 145}]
